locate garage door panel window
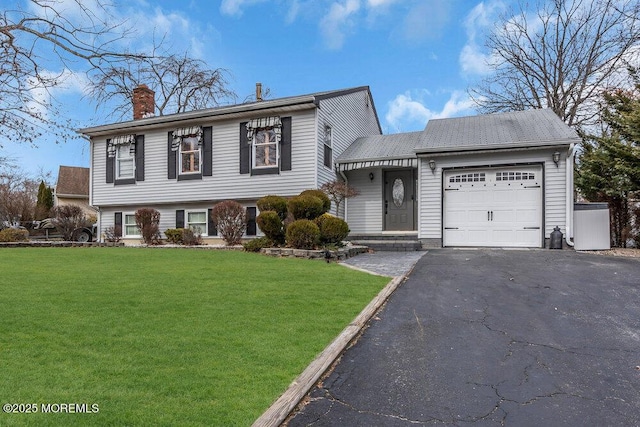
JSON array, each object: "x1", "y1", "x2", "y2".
[
  {"x1": 495, "y1": 171, "x2": 535, "y2": 181},
  {"x1": 449, "y1": 172, "x2": 485, "y2": 183}
]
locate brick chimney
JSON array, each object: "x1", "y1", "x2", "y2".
[
  {"x1": 132, "y1": 84, "x2": 155, "y2": 119},
  {"x1": 256, "y1": 82, "x2": 262, "y2": 102}
]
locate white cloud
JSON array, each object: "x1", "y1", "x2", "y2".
[
  {"x1": 220, "y1": 0, "x2": 269, "y2": 16},
  {"x1": 320, "y1": 0, "x2": 361, "y2": 50},
  {"x1": 385, "y1": 90, "x2": 475, "y2": 132},
  {"x1": 459, "y1": 1, "x2": 506, "y2": 76},
  {"x1": 27, "y1": 70, "x2": 91, "y2": 121}
]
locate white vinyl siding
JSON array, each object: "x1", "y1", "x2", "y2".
[
  {"x1": 91, "y1": 109, "x2": 317, "y2": 207},
  {"x1": 343, "y1": 168, "x2": 383, "y2": 233},
  {"x1": 316, "y1": 90, "x2": 381, "y2": 204},
  {"x1": 418, "y1": 148, "x2": 568, "y2": 244},
  {"x1": 99, "y1": 203, "x2": 259, "y2": 244}
]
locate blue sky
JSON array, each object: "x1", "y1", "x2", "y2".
[{"x1": 5, "y1": 0, "x2": 511, "y2": 180}]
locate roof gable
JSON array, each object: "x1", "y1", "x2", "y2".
[{"x1": 56, "y1": 166, "x2": 89, "y2": 197}]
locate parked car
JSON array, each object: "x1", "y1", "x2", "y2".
[{"x1": 30, "y1": 218, "x2": 97, "y2": 242}]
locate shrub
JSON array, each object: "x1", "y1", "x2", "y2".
[
  {"x1": 288, "y1": 194, "x2": 325, "y2": 221},
  {"x1": 104, "y1": 225, "x2": 122, "y2": 243},
  {"x1": 300, "y1": 189, "x2": 331, "y2": 213},
  {"x1": 243, "y1": 236, "x2": 274, "y2": 252},
  {"x1": 256, "y1": 211, "x2": 285, "y2": 244},
  {"x1": 51, "y1": 205, "x2": 87, "y2": 240},
  {"x1": 211, "y1": 200, "x2": 246, "y2": 246},
  {"x1": 164, "y1": 228, "x2": 184, "y2": 244},
  {"x1": 181, "y1": 228, "x2": 202, "y2": 246},
  {"x1": 134, "y1": 208, "x2": 161, "y2": 245},
  {"x1": 0, "y1": 228, "x2": 29, "y2": 242},
  {"x1": 319, "y1": 216, "x2": 350, "y2": 244},
  {"x1": 286, "y1": 219, "x2": 320, "y2": 249},
  {"x1": 257, "y1": 195, "x2": 288, "y2": 221}
]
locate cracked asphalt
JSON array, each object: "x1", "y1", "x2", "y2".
[{"x1": 286, "y1": 249, "x2": 640, "y2": 426}]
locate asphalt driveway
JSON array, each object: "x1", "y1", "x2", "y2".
[{"x1": 287, "y1": 249, "x2": 640, "y2": 426}]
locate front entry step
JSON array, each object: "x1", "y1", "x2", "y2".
[{"x1": 347, "y1": 234, "x2": 423, "y2": 251}]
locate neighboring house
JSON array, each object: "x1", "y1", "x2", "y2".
[
  {"x1": 80, "y1": 85, "x2": 581, "y2": 248},
  {"x1": 79, "y1": 85, "x2": 381, "y2": 242},
  {"x1": 54, "y1": 166, "x2": 96, "y2": 217}
]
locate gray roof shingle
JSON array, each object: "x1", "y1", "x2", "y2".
[
  {"x1": 337, "y1": 132, "x2": 423, "y2": 163},
  {"x1": 416, "y1": 109, "x2": 580, "y2": 153}
]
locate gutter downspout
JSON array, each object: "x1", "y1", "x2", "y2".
[
  {"x1": 565, "y1": 143, "x2": 575, "y2": 247},
  {"x1": 338, "y1": 167, "x2": 349, "y2": 221}
]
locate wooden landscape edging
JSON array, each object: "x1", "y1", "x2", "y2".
[{"x1": 252, "y1": 274, "x2": 405, "y2": 427}]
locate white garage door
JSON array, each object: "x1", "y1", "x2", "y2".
[{"x1": 443, "y1": 166, "x2": 543, "y2": 247}]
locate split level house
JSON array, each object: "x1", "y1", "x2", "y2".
[{"x1": 80, "y1": 85, "x2": 581, "y2": 249}]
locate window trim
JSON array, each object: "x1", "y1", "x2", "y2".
[
  {"x1": 185, "y1": 210, "x2": 208, "y2": 236},
  {"x1": 252, "y1": 127, "x2": 280, "y2": 170},
  {"x1": 179, "y1": 136, "x2": 202, "y2": 175},
  {"x1": 115, "y1": 144, "x2": 135, "y2": 181},
  {"x1": 123, "y1": 213, "x2": 141, "y2": 238},
  {"x1": 324, "y1": 125, "x2": 333, "y2": 169}
]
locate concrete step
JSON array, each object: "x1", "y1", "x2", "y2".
[
  {"x1": 349, "y1": 239, "x2": 423, "y2": 252},
  {"x1": 348, "y1": 234, "x2": 419, "y2": 242}
]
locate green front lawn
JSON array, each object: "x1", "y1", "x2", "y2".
[{"x1": 0, "y1": 248, "x2": 388, "y2": 426}]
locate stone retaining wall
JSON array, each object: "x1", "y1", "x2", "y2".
[{"x1": 261, "y1": 245, "x2": 368, "y2": 260}]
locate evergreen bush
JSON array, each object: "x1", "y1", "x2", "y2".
[
  {"x1": 286, "y1": 219, "x2": 320, "y2": 249},
  {"x1": 256, "y1": 211, "x2": 284, "y2": 244},
  {"x1": 256, "y1": 195, "x2": 288, "y2": 221}
]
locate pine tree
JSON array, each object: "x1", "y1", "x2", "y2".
[{"x1": 35, "y1": 181, "x2": 54, "y2": 220}]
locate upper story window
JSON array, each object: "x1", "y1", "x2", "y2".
[
  {"x1": 324, "y1": 125, "x2": 333, "y2": 168},
  {"x1": 253, "y1": 128, "x2": 278, "y2": 168},
  {"x1": 180, "y1": 136, "x2": 201, "y2": 174},
  {"x1": 107, "y1": 134, "x2": 143, "y2": 185},
  {"x1": 240, "y1": 116, "x2": 291, "y2": 175},
  {"x1": 246, "y1": 117, "x2": 282, "y2": 170},
  {"x1": 116, "y1": 144, "x2": 135, "y2": 179},
  {"x1": 171, "y1": 126, "x2": 203, "y2": 177}
]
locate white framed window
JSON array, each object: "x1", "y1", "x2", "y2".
[
  {"x1": 116, "y1": 144, "x2": 135, "y2": 180},
  {"x1": 324, "y1": 125, "x2": 333, "y2": 168},
  {"x1": 180, "y1": 136, "x2": 201, "y2": 174},
  {"x1": 253, "y1": 128, "x2": 278, "y2": 168},
  {"x1": 186, "y1": 211, "x2": 207, "y2": 235},
  {"x1": 124, "y1": 214, "x2": 140, "y2": 237}
]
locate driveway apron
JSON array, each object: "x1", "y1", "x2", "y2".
[{"x1": 287, "y1": 249, "x2": 640, "y2": 426}]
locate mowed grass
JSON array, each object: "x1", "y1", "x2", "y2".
[{"x1": 0, "y1": 248, "x2": 388, "y2": 426}]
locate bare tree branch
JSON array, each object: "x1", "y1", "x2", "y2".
[
  {"x1": 88, "y1": 53, "x2": 236, "y2": 119},
  {"x1": 0, "y1": 0, "x2": 152, "y2": 148},
  {"x1": 470, "y1": 0, "x2": 640, "y2": 128}
]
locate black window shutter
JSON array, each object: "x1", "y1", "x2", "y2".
[
  {"x1": 114, "y1": 212, "x2": 122, "y2": 237},
  {"x1": 106, "y1": 139, "x2": 114, "y2": 183},
  {"x1": 208, "y1": 208, "x2": 218, "y2": 236},
  {"x1": 176, "y1": 210, "x2": 185, "y2": 228},
  {"x1": 281, "y1": 117, "x2": 292, "y2": 171},
  {"x1": 324, "y1": 144, "x2": 332, "y2": 168},
  {"x1": 203, "y1": 126, "x2": 213, "y2": 177},
  {"x1": 168, "y1": 131, "x2": 177, "y2": 179},
  {"x1": 239, "y1": 122, "x2": 250, "y2": 174},
  {"x1": 135, "y1": 135, "x2": 145, "y2": 181},
  {"x1": 246, "y1": 207, "x2": 257, "y2": 236}
]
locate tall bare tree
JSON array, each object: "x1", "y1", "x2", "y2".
[
  {"x1": 0, "y1": 165, "x2": 40, "y2": 225},
  {"x1": 470, "y1": 0, "x2": 640, "y2": 127},
  {"x1": 0, "y1": 0, "x2": 150, "y2": 147},
  {"x1": 88, "y1": 54, "x2": 236, "y2": 119}
]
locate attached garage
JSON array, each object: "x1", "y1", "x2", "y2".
[{"x1": 443, "y1": 166, "x2": 543, "y2": 247}]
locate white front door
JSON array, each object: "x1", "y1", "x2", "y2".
[{"x1": 443, "y1": 166, "x2": 543, "y2": 247}]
